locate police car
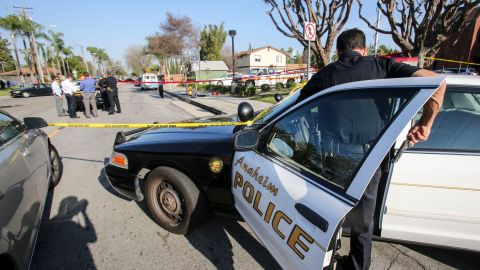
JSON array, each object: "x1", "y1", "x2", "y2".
[{"x1": 105, "y1": 76, "x2": 479, "y2": 269}]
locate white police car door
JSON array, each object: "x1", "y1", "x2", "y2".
[{"x1": 232, "y1": 78, "x2": 444, "y2": 269}]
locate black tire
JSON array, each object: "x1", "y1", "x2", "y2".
[
  {"x1": 245, "y1": 80, "x2": 254, "y2": 88},
  {"x1": 49, "y1": 143, "x2": 63, "y2": 189},
  {"x1": 145, "y1": 166, "x2": 208, "y2": 234},
  {"x1": 22, "y1": 92, "x2": 30, "y2": 98}
]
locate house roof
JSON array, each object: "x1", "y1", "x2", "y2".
[
  {"x1": 190, "y1": 61, "x2": 229, "y2": 71},
  {"x1": 237, "y1": 46, "x2": 288, "y2": 57}
]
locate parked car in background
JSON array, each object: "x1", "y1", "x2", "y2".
[
  {"x1": 435, "y1": 67, "x2": 478, "y2": 75},
  {"x1": 9, "y1": 84, "x2": 52, "y2": 98},
  {"x1": 139, "y1": 73, "x2": 158, "y2": 90},
  {"x1": 74, "y1": 81, "x2": 105, "y2": 111},
  {"x1": 212, "y1": 73, "x2": 243, "y2": 86},
  {"x1": 0, "y1": 111, "x2": 62, "y2": 270}
]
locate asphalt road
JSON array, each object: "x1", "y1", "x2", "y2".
[{"x1": 0, "y1": 84, "x2": 478, "y2": 270}]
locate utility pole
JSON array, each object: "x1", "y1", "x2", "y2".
[
  {"x1": 14, "y1": 6, "x2": 45, "y2": 83},
  {"x1": 373, "y1": 7, "x2": 381, "y2": 56}
]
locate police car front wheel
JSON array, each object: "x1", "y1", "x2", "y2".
[{"x1": 145, "y1": 166, "x2": 208, "y2": 234}]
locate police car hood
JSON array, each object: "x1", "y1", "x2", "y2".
[{"x1": 116, "y1": 114, "x2": 239, "y2": 152}]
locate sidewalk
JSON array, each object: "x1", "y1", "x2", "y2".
[{"x1": 165, "y1": 86, "x2": 272, "y2": 114}]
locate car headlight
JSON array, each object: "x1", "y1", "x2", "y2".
[{"x1": 110, "y1": 151, "x2": 128, "y2": 169}]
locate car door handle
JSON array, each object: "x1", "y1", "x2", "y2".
[{"x1": 295, "y1": 203, "x2": 329, "y2": 232}]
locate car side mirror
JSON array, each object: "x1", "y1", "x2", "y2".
[
  {"x1": 234, "y1": 129, "x2": 259, "y2": 150},
  {"x1": 23, "y1": 117, "x2": 48, "y2": 129},
  {"x1": 274, "y1": 93, "x2": 283, "y2": 103},
  {"x1": 237, "y1": 102, "x2": 254, "y2": 122}
]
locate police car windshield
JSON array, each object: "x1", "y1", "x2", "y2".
[{"x1": 252, "y1": 90, "x2": 301, "y2": 124}]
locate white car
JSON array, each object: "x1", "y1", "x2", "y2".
[
  {"x1": 139, "y1": 73, "x2": 159, "y2": 90},
  {"x1": 231, "y1": 75, "x2": 479, "y2": 269},
  {"x1": 212, "y1": 73, "x2": 242, "y2": 86}
]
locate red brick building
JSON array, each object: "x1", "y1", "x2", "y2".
[{"x1": 433, "y1": 8, "x2": 480, "y2": 69}]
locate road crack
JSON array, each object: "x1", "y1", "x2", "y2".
[{"x1": 389, "y1": 243, "x2": 426, "y2": 270}]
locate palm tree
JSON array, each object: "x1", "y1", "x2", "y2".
[
  {"x1": 62, "y1": 46, "x2": 74, "y2": 74},
  {"x1": 87, "y1": 46, "x2": 98, "y2": 76},
  {"x1": 0, "y1": 15, "x2": 24, "y2": 84},
  {"x1": 19, "y1": 17, "x2": 46, "y2": 83},
  {"x1": 49, "y1": 30, "x2": 67, "y2": 76}
]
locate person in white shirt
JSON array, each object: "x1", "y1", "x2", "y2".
[
  {"x1": 61, "y1": 74, "x2": 79, "y2": 118},
  {"x1": 51, "y1": 76, "x2": 66, "y2": 116}
]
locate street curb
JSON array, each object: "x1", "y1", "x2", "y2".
[{"x1": 164, "y1": 90, "x2": 224, "y2": 115}]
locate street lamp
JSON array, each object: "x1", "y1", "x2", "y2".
[{"x1": 229, "y1": 30, "x2": 236, "y2": 94}]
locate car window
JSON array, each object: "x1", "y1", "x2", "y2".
[
  {"x1": 0, "y1": 112, "x2": 25, "y2": 145},
  {"x1": 253, "y1": 90, "x2": 301, "y2": 125},
  {"x1": 412, "y1": 86, "x2": 480, "y2": 152},
  {"x1": 263, "y1": 90, "x2": 414, "y2": 190}
]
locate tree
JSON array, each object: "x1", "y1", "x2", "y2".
[
  {"x1": 263, "y1": 0, "x2": 354, "y2": 67},
  {"x1": 366, "y1": 43, "x2": 399, "y2": 55},
  {"x1": 358, "y1": 0, "x2": 480, "y2": 67},
  {"x1": 65, "y1": 55, "x2": 87, "y2": 77},
  {"x1": 0, "y1": 38, "x2": 16, "y2": 71},
  {"x1": 221, "y1": 45, "x2": 233, "y2": 70},
  {"x1": 147, "y1": 13, "x2": 197, "y2": 78},
  {"x1": 0, "y1": 15, "x2": 24, "y2": 81},
  {"x1": 49, "y1": 30, "x2": 67, "y2": 75},
  {"x1": 125, "y1": 45, "x2": 152, "y2": 75},
  {"x1": 200, "y1": 23, "x2": 227, "y2": 61}
]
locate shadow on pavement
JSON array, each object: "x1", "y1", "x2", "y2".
[
  {"x1": 185, "y1": 215, "x2": 281, "y2": 270},
  {"x1": 31, "y1": 196, "x2": 97, "y2": 270},
  {"x1": 405, "y1": 243, "x2": 480, "y2": 270}
]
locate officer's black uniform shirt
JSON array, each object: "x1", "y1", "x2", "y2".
[
  {"x1": 300, "y1": 51, "x2": 419, "y2": 145},
  {"x1": 104, "y1": 76, "x2": 117, "y2": 90}
]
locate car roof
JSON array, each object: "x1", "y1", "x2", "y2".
[{"x1": 323, "y1": 76, "x2": 447, "y2": 94}]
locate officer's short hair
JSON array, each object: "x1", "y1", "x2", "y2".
[{"x1": 336, "y1": 28, "x2": 366, "y2": 53}]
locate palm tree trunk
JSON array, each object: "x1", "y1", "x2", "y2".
[
  {"x1": 9, "y1": 31, "x2": 25, "y2": 85},
  {"x1": 20, "y1": 32, "x2": 35, "y2": 83},
  {"x1": 27, "y1": 32, "x2": 44, "y2": 83},
  {"x1": 48, "y1": 46, "x2": 57, "y2": 78},
  {"x1": 65, "y1": 55, "x2": 70, "y2": 74}
]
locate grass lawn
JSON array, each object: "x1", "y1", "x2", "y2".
[
  {"x1": 249, "y1": 89, "x2": 292, "y2": 104},
  {"x1": 0, "y1": 86, "x2": 20, "y2": 97}
]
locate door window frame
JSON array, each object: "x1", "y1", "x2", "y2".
[
  {"x1": 0, "y1": 111, "x2": 26, "y2": 148},
  {"x1": 254, "y1": 86, "x2": 423, "y2": 200}
]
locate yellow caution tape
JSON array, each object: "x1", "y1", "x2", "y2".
[
  {"x1": 425, "y1": 57, "x2": 480, "y2": 66},
  {"x1": 48, "y1": 121, "x2": 253, "y2": 128}
]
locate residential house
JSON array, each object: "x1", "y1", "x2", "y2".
[
  {"x1": 235, "y1": 46, "x2": 287, "y2": 74},
  {"x1": 190, "y1": 60, "x2": 229, "y2": 80}
]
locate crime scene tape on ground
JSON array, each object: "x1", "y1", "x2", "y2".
[
  {"x1": 48, "y1": 121, "x2": 253, "y2": 128},
  {"x1": 425, "y1": 57, "x2": 480, "y2": 66}
]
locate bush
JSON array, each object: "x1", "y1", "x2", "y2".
[
  {"x1": 286, "y1": 79, "x2": 297, "y2": 88},
  {"x1": 275, "y1": 82, "x2": 284, "y2": 89},
  {"x1": 260, "y1": 84, "x2": 270, "y2": 92},
  {"x1": 247, "y1": 87, "x2": 256, "y2": 96}
]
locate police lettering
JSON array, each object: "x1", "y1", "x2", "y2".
[
  {"x1": 235, "y1": 156, "x2": 278, "y2": 196},
  {"x1": 234, "y1": 171, "x2": 314, "y2": 260}
]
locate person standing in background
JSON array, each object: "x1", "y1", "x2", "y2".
[
  {"x1": 52, "y1": 76, "x2": 66, "y2": 116},
  {"x1": 61, "y1": 74, "x2": 79, "y2": 118},
  {"x1": 80, "y1": 73, "x2": 98, "y2": 118},
  {"x1": 105, "y1": 72, "x2": 121, "y2": 115},
  {"x1": 98, "y1": 74, "x2": 110, "y2": 111}
]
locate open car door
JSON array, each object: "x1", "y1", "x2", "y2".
[{"x1": 232, "y1": 77, "x2": 445, "y2": 269}]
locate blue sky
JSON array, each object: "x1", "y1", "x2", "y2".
[{"x1": 1, "y1": 0, "x2": 393, "y2": 65}]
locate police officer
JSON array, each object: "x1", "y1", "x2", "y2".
[
  {"x1": 98, "y1": 74, "x2": 110, "y2": 111},
  {"x1": 104, "y1": 72, "x2": 121, "y2": 115},
  {"x1": 299, "y1": 28, "x2": 445, "y2": 270}
]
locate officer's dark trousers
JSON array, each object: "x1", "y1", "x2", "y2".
[
  {"x1": 101, "y1": 90, "x2": 110, "y2": 110},
  {"x1": 158, "y1": 85, "x2": 164, "y2": 98},
  {"x1": 65, "y1": 94, "x2": 77, "y2": 117},
  {"x1": 108, "y1": 90, "x2": 121, "y2": 113},
  {"x1": 348, "y1": 167, "x2": 382, "y2": 270}
]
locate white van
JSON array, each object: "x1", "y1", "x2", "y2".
[{"x1": 140, "y1": 73, "x2": 158, "y2": 90}]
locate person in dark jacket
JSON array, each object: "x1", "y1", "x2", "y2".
[
  {"x1": 300, "y1": 28, "x2": 446, "y2": 270},
  {"x1": 104, "y1": 72, "x2": 121, "y2": 114},
  {"x1": 98, "y1": 74, "x2": 110, "y2": 111}
]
